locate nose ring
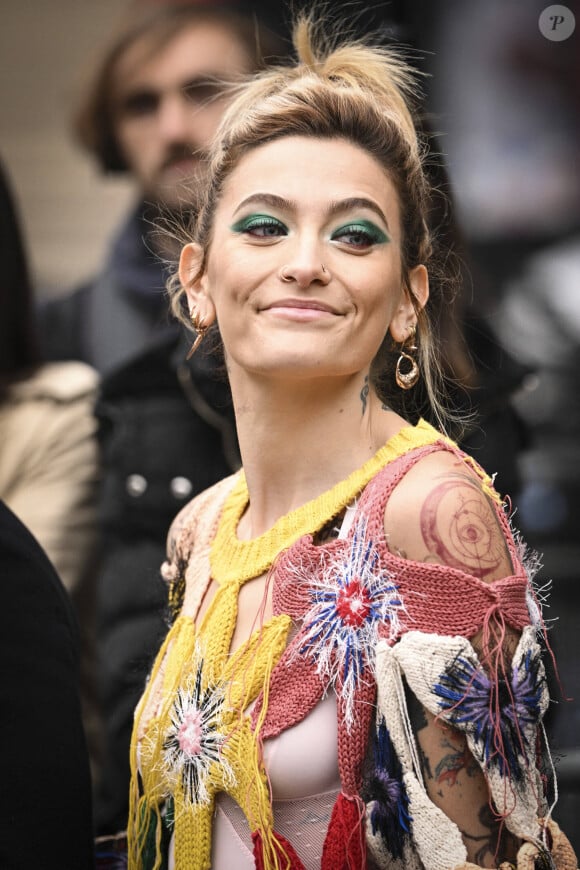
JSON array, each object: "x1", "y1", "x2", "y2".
[{"x1": 279, "y1": 264, "x2": 329, "y2": 282}]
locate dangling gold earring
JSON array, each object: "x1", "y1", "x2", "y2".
[
  {"x1": 395, "y1": 325, "x2": 420, "y2": 390},
  {"x1": 186, "y1": 310, "x2": 209, "y2": 359}
]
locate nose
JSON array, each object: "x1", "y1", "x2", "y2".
[
  {"x1": 157, "y1": 92, "x2": 193, "y2": 143},
  {"x1": 278, "y1": 240, "x2": 331, "y2": 289}
]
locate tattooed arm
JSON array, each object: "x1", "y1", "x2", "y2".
[
  {"x1": 405, "y1": 687, "x2": 520, "y2": 866},
  {"x1": 384, "y1": 451, "x2": 514, "y2": 581},
  {"x1": 385, "y1": 450, "x2": 521, "y2": 866}
]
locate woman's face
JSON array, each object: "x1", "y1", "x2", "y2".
[{"x1": 182, "y1": 135, "x2": 427, "y2": 385}]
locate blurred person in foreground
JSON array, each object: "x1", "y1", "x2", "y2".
[
  {"x1": 127, "y1": 13, "x2": 575, "y2": 869},
  {"x1": 0, "y1": 501, "x2": 94, "y2": 869},
  {"x1": 0, "y1": 156, "x2": 101, "y2": 780},
  {"x1": 38, "y1": 0, "x2": 284, "y2": 837},
  {"x1": 0, "y1": 156, "x2": 99, "y2": 602}
]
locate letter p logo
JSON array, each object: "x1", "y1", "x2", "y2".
[{"x1": 539, "y1": 5, "x2": 576, "y2": 40}]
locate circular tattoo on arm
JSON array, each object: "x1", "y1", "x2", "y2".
[{"x1": 420, "y1": 473, "x2": 509, "y2": 578}]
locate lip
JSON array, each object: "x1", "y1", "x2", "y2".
[
  {"x1": 263, "y1": 298, "x2": 339, "y2": 315},
  {"x1": 262, "y1": 298, "x2": 341, "y2": 323}
]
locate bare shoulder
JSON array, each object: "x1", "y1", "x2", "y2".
[{"x1": 384, "y1": 448, "x2": 514, "y2": 583}]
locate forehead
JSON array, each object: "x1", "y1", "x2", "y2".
[
  {"x1": 112, "y1": 20, "x2": 251, "y2": 98},
  {"x1": 219, "y1": 136, "x2": 401, "y2": 230}
]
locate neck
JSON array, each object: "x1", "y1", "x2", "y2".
[{"x1": 230, "y1": 370, "x2": 404, "y2": 538}]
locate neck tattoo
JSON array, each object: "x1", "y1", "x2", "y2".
[{"x1": 360, "y1": 375, "x2": 370, "y2": 416}]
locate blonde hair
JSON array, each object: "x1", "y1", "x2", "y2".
[{"x1": 171, "y1": 15, "x2": 457, "y2": 429}]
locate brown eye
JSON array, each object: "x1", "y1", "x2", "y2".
[{"x1": 120, "y1": 90, "x2": 160, "y2": 118}]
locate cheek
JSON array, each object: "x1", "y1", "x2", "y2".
[
  {"x1": 358, "y1": 281, "x2": 401, "y2": 351},
  {"x1": 361, "y1": 275, "x2": 396, "y2": 317},
  {"x1": 204, "y1": 260, "x2": 242, "y2": 322},
  {"x1": 205, "y1": 244, "x2": 258, "y2": 303},
  {"x1": 116, "y1": 121, "x2": 153, "y2": 168},
  {"x1": 192, "y1": 101, "x2": 229, "y2": 139}
]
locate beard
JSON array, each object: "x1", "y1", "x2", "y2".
[{"x1": 151, "y1": 143, "x2": 210, "y2": 208}]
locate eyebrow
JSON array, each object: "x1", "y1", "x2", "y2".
[{"x1": 232, "y1": 193, "x2": 390, "y2": 228}]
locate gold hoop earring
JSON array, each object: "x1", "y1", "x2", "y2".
[
  {"x1": 186, "y1": 310, "x2": 209, "y2": 359},
  {"x1": 395, "y1": 325, "x2": 420, "y2": 390}
]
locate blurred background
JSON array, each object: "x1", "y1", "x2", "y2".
[
  {"x1": 1, "y1": 1, "x2": 136, "y2": 294},
  {"x1": 1, "y1": 0, "x2": 579, "y2": 846}
]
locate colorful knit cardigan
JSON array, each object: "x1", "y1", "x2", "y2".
[{"x1": 128, "y1": 420, "x2": 566, "y2": 870}]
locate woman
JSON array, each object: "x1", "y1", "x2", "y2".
[{"x1": 128, "y1": 18, "x2": 576, "y2": 870}]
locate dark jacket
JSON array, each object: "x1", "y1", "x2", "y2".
[
  {"x1": 93, "y1": 330, "x2": 238, "y2": 834},
  {"x1": 38, "y1": 205, "x2": 239, "y2": 835},
  {"x1": 0, "y1": 501, "x2": 94, "y2": 869}
]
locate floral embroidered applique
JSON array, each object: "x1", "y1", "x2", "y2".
[
  {"x1": 298, "y1": 518, "x2": 405, "y2": 727},
  {"x1": 365, "y1": 717, "x2": 412, "y2": 860},
  {"x1": 433, "y1": 645, "x2": 546, "y2": 780},
  {"x1": 162, "y1": 655, "x2": 235, "y2": 805}
]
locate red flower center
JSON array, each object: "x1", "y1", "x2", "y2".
[{"x1": 336, "y1": 577, "x2": 371, "y2": 627}]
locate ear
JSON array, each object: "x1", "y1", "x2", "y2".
[
  {"x1": 179, "y1": 242, "x2": 216, "y2": 326},
  {"x1": 388, "y1": 265, "x2": 429, "y2": 343}
]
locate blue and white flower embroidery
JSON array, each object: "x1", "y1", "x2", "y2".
[
  {"x1": 299, "y1": 518, "x2": 405, "y2": 726},
  {"x1": 366, "y1": 718, "x2": 412, "y2": 860},
  {"x1": 163, "y1": 656, "x2": 234, "y2": 805},
  {"x1": 433, "y1": 646, "x2": 545, "y2": 781}
]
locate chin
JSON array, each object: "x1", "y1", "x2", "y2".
[{"x1": 245, "y1": 357, "x2": 347, "y2": 381}]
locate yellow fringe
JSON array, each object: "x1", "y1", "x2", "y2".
[{"x1": 129, "y1": 619, "x2": 185, "y2": 869}]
